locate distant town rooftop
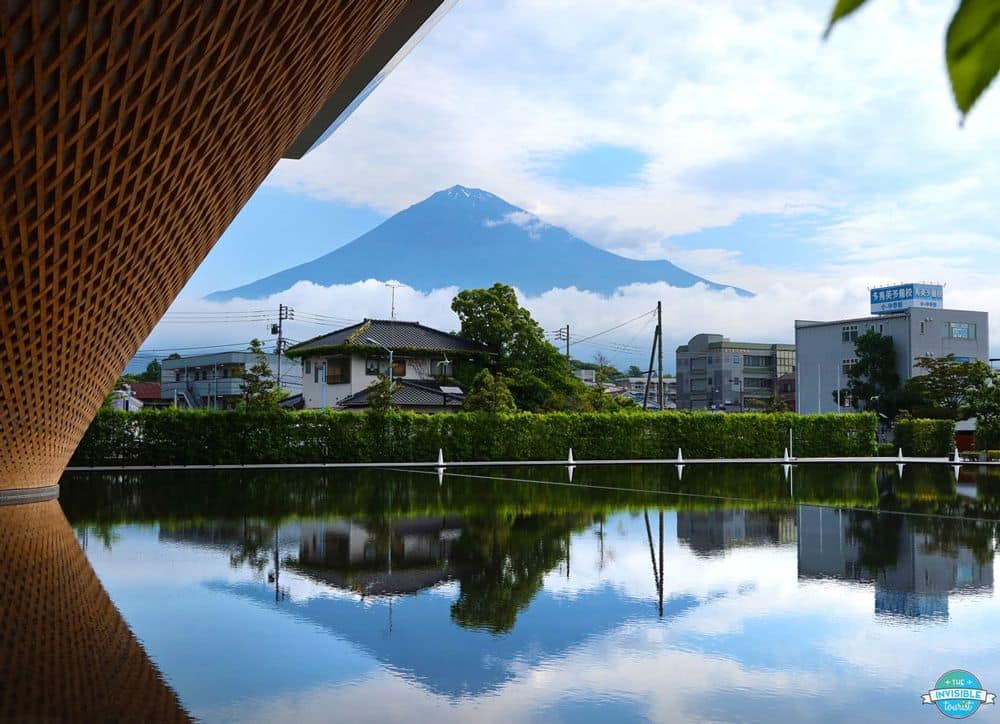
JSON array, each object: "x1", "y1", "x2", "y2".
[{"x1": 285, "y1": 319, "x2": 488, "y2": 357}]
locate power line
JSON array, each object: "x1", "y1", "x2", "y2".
[{"x1": 570, "y1": 308, "x2": 657, "y2": 346}]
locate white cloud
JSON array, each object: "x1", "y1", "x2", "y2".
[
  {"x1": 262, "y1": 0, "x2": 1000, "y2": 266},
  {"x1": 143, "y1": 265, "x2": 1000, "y2": 373}
]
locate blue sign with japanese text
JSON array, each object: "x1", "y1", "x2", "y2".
[{"x1": 870, "y1": 283, "x2": 943, "y2": 315}]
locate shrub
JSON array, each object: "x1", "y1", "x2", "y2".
[
  {"x1": 70, "y1": 409, "x2": 878, "y2": 466},
  {"x1": 877, "y1": 442, "x2": 896, "y2": 456},
  {"x1": 893, "y1": 418, "x2": 955, "y2": 457}
]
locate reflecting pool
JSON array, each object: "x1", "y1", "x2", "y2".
[{"x1": 12, "y1": 464, "x2": 1000, "y2": 722}]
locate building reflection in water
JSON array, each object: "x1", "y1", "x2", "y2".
[
  {"x1": 797, "y1": 505, "x2": 994, "y2": 620},
  {"x1": 677, "y1": 510, "x2": 798, "y2": 557},
  {"x1": 677, "y1": 506, "x2": 994, "y2": 621},
  {"x1": 0, "y1": 500, "x2": 190, "y2": 722},
  {"x1": 161, "y1": 505, "x2": 996, "y2": 627},
  {"x1": 294, "y1": 516, "x2": 464, "y2": 596}
]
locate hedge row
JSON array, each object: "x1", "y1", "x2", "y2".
[
  {"x1": 893, "y1": 418, "x2": 956, "y2": 457},
  {"x1": 69, "y1": 409, "x2": 877, "y2": 466}
]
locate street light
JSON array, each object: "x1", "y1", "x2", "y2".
[{"x1": 366, "y1": 337, "x2": 394, "y2": 383}]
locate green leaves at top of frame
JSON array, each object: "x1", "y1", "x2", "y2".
[
  {"x1": 946, "y1": 0, "x2": 1000, "y2": 117},
  {"x1": 823, "y1": 0, "x2": 869, "y2": 40},
  {"x1": 825, "y1": 0, "x2": 999, "y2": 118}
]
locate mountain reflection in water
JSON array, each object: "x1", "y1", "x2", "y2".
[{"x1": 50, "y1": 463, "x2": 1000, "y2": 722}]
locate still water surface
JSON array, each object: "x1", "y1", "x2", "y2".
[{"x1": 55, "y1": 464, "x2": 1000, "y2": 722}]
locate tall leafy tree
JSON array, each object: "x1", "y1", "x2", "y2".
[
  {"x1": 839, "y1": 328, "x2": 900, "y2": 414},
  {"x1": 905, "y1": 354, "x2": 993, "y2": 419},
  {"x1": 463, "y1": 369, "x2": 517, "y2": 413},
  {"x1": 241, "y1": 338, "x2": 282, "y2": 408},
  {"x1": 451, "y1": 283, "x2": 576, "y2": 410},
  {"x1": 366, "y1": 373, "x2": 398, "y2": 414}
]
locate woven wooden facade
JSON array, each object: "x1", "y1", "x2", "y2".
[
  {"x1": 0, "y1": 1, "x2": 429, "y2": 490},
  {"x1": 0, "y1": 500, "x2": 191, "y2": 721}
]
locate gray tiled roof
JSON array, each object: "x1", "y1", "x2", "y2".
[
  {"x1": 339, "y1": 379, "x2": 465, "y2": 409},
  {"x1": 287, "y1": 319, "x2": 487, "y2": 356}
]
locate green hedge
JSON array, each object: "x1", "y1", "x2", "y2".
[
  {"x1": 893, "y1": 418, "x2": 956, "y2": 457},
  {"x1": 69, "y1": 409, "x2": 878, "y2": 466}
]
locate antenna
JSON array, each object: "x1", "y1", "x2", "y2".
[{"x1": 386, "y1": 282, "x2": 402, "y2": 320}]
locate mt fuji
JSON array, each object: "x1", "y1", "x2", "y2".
[{"x1": 207, "y1": 185, "x2": 750, "y2": 300}]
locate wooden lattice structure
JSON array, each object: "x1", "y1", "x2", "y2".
[
  {"x1": 0, "y1": 500, "x2": 191, "y2": 720},
  {"x1": 0, "y1": 1, "x2": 441, "y2": 490}
]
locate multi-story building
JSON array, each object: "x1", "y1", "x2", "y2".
[
  {"x1": 794, "y1": 284, "x2": 988, "y2": 414},
  {"x1": 675, "y1": 334, "x2": 795, "y2": 411},
  {"x1": 160, "y1": 351, "x2": 300, "y2": 409}
]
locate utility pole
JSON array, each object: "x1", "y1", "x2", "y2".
[
  {"x1": 643, "y1": 303, "x2": 662, "y2": 410},
  {"x1": 555, "y1": 325, "x2": 570, "y2": 359},
  {"x1": 272, "y1": 304, "x2": 294, "y2": 390},
  {"x1": 643, "y1": 325, "x2": 658, "y2": 410},
  {"x1": 657, "y1": 301, "x2": 663, "y2": 411}
]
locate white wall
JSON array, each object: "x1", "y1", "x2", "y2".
[{"x1": 299, "y1": 352, "x2": 447, "y2": 408}]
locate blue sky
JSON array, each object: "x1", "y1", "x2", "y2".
[{"x1": 156, "y1": 0, "x2": 1000, "y2": 368}]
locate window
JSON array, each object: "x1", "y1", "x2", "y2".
[
  {"x1": 732, "y1": 355, "x2": 741, "y2": 364},
  {"x1": 433, "y1": 359, "x2": 454, "y2": 377},
  {"x1": 304, "y1": 360, "x2": 311, "y2": 374},
  {"x1": 313, "y1": 363, "x2": 319, "y2": 384},
  {"x1": 365, "y1": 356, "x2": 406, "y2": 377},
  {"x1": 174, "y1": 370, "x2": 181, "y2": 382},
  {"x1": 841, "y1": 324, "x2": 858, "y2": 342},
  {"x1": 707, "y1": 356, "x2": 713, "y2": 365},
  {"x1": 743, "y1": 355, "x2": 772, "y2": 368},
  {"x1": 842, "y1": 358, "x2": 858, "y2": 375},
  {"x1": 325, "y1": 355, "x2": 351, "y2": 385},
  {"x1": 744, "y1": 378, "x2": 773, "y2": 389},
  {"x1": 945, "y1": 322, "x2": 976, "y2": 339},
  {"x1": 920, "y1": 321, "x2": 925, "y2": 334}
]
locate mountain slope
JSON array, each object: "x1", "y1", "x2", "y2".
[{"x1": 207, "y1": 186, "x2": 750, "y2": 300}]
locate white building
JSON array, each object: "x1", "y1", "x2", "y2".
[
  {"x1": 795, "y1": 284, "x2": 988, "y2": 414},
  {"x1": 286, "y1": 319, "x2": 489, "y2": 412},
  {"x1": 108, "y1": 385, "x2": 143, "y2": 412},
  {"x1": 160, "y1": 350, "x2": 301, "y2": 409}
]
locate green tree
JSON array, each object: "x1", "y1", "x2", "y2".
[
  {"x1": 904, "y1": 354, "x2": 993, "y2": 419},
  {"x1": 366, "y1": 373, "x2": 398, "y2": 414},
  {"x1": 763, "y1": 395, "x2": 789, "y2": 413},
  {"x1": 463, "y1": 369, "x2": 517, "y2": 413},
  {"x1": 137, "y1": 359, "x2": 162, "y2": 382},
  {"x1": 839, "y1": 329, "x2": 900, "y2": 414},
  {"x1": 591, "y1": 352, "x2": 621, "y2": 383},
  {"x1": 574, "y1": 385, "x2": 638, "y2": 412},
  {"x1": 627, "y1": 364, "x2": 643, "y2": 377},
  {"x1": 824, "y1": 0, "x2": 999, "y2": 118},
  {"x1": 241, "y1": 338, "x2": 282, "y2": 408},
  {"x1": 451, "y1": 283, "x2": 576, "y2": 411}
]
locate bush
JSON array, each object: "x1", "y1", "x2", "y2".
[
  {"x1": 977, "y1": 419, "x2": 1000, "y2": 451},
  {"x1": 876, "y1": 442, "x2": 896, "y2": 456},
  {"x1": 893, "y1": 418, "x2": 955, "y2": 457},
  {"x1": 70, "y1": 409, "x2": 878, "y2": 466}
]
